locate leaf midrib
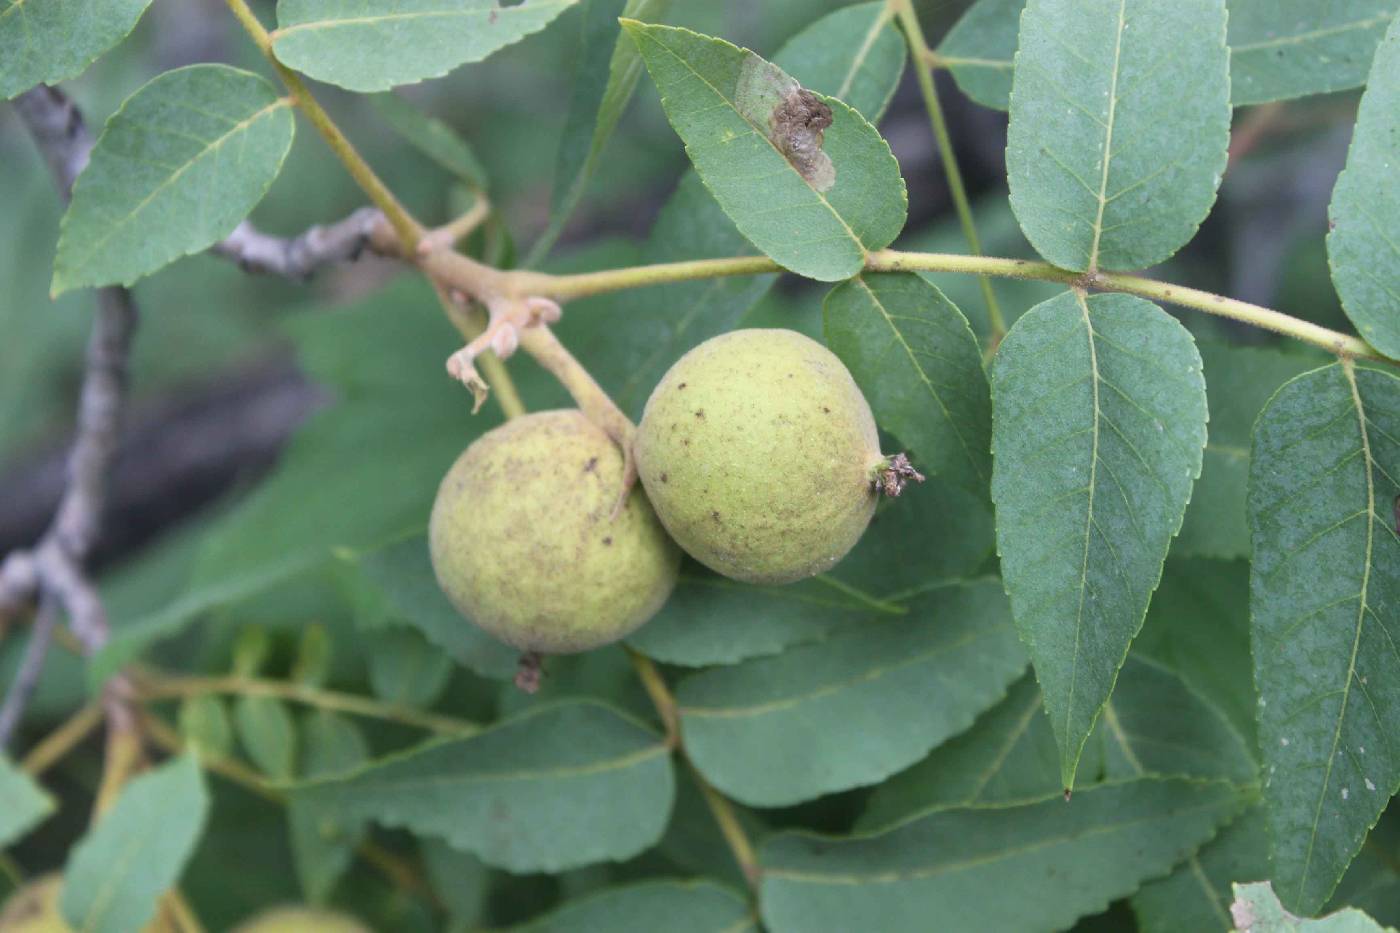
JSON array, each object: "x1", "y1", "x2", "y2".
[
  {"x1": 1087, "y1": 0, "x2": 1128, "y2": 272},
  {"x1": 337, "y1": 742, "x2": 668, "y2": 792}
]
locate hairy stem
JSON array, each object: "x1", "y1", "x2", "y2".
[
  {"x1": 136, "y1": 673, "x2": 480, "y2": 735},
  {"x1": 520, "y1": 251, "x2": 1384, "y2": 363},
  {"x1": 892, "y1": 0, "x2": 1006, "y2": 342}
]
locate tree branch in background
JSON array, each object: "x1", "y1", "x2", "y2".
[
  {"x1": 1, "y1": 84, "x2": 140, "y2": 756},
  {"x1": 210, "y1": 207, "x2": 390, "y2": 279}
]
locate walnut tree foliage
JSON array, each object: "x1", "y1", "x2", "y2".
[{"x1": 3, "y1": 0, "x2": 1400, "y2": 931}]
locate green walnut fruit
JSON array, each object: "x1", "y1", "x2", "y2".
[
  {"x1": 430, "y1": 409, "x2": 680, "y2": 655},
  {"x1": 637, "y1": 328, "x2": 911, "y2": 585},
  {"x1": 232, "y1": 906, "x2": 370, "y2": 932}
]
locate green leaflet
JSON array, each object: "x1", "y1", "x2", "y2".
[
  {"x1": 1135, "y1": 807, "x2": 1269, "y2": 933},
  {"x1": 272, "y1": 0, "x2": 579, "y2": 92},
  {"x1": 533, "y1": 0, "x2": 671, "y2": 264},
  {"x1": 235, "y1": 695, "x2": 298, "y2": 781},
  {"x1": 52, "y1": 64, "x2": 294, "y2": 295},
  {"x1": 990, "y1": 291, "x2": 1207, "y2": 789},
  {"x1": 513, "y1": 880, "x2": 754, "y2": 932},
  {"x1": 1329, "y1": 14, "x2": 1400, "y2": 359},
  {"x1": 1177, "y1": 344, "x2": 1322, "y2": 560},
  {"x1": 60, "y1": 755, "x2": 209, "y2": 933},
  {"x1": 1249, "y1": 364, "x2": 1400, "y2": 915},
  {"x1": 1005, "y1": 0, "x2": 1230, "y2": 272},
  {"x1": 288, "y1": 711, "x2": 370, "y2": 904},
  {"x1": 824, "y1": 272, "x2": 992, "y2": 495},
  {"x1": 860, "y1": 655, "x2": 1254, "y2": 829},
  {"x1": 933, "y1": 0, "x2": 1398, "y2": 110},
  {"x1": 676, "y1": 581, "x2": 1027, "y2": 807},
  {"x1": 1232, "y1": 881, "x2": 1397, "y2": 932},
  {"x1": 937, "y1": 0, "x2": 1023, "y2": 110},
  {"x1": 365, "y1": 626, "x2": 454, "y2": 708},
  {"x1": 1229, "y1": 1, "x2": 1399, "y2": 105},
  {"x1": 0, "y1": 756, "x2": 54, "y2": 848},
  {"x1": 293, "y1": 700, "x2": 674, "y2": 873},
  {"x1": 760, "y1": 778, "x2": 1247, "y2": 933},
  {"x1": 623, "y1": 21, "x2": 906, "y2": 281},
  {"x1": 0, "y1": 0, "x2": 153, "y2": 99},
  {"x1": 626, "y1": 566, "x2": 893, "y2": 668},
  {"x1": 342, "y1": 532, "x2": 519, "y2": 682},
  {"x1": 369, "y1": 92, "x2": 489, "y2": 190}
]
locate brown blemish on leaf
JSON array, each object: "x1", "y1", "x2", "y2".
[{"x1": 770, "y1": 88, "x2": 836, "y2": 191}]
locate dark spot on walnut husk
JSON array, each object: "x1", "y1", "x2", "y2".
[
  {"x1": 603, "y1": 536, "x2": 613, "y2": 546},
  {"x1": 678, "y1": 382, "x2": 687, "y2": 390},
  {"x1": 694, "y1": 409, "x2": 705, "y2": 419},
  {"x1": 660, "y1": 472, "x2": 669, "y2": 483},
  {"x1": 584, "y1": 456, "x2": 598, "y2": 473}
]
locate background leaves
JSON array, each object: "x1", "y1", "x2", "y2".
[
  {"x1": 1328, "y1": 13, "x2": 1400, "y2": 359},
  {"x1": 294, "y1": 700, "x2": 674, "y2": 873},
  {"x1": 991, "y1": 291, "x2": 1207, "y2": 788},
  {"x1": 1250, "y1": 363, "x2": 1400, "y2": 914},
  {"x1": 0, "y1": 0, "x2": 153, "y2": 100},
  {"x1": 59, "y1": 755, "x2": 209, "y2": 933},
  {"x1": 272, "y1": 0, "x2": 580, "y2": 92},
  {"x1": 1006, "y1": 0, "x2": 1230, "y2": 273},
  {"x1": 0, "y1": 757, "x2": 54, "y2": 848},
  {"x1": 1229, "y1": 1, "x2": 1400, "y2": 105},
  {"x1": 825, "y1": 272, "x2": 991, "y2": 495}
]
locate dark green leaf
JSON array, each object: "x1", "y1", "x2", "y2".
[
  {"x1": 366, "y1": 626, "x2": 453, "y2": 709},
  {"x1": 344, "y1": 533, "x2": 519, "y2": 682},
  {"x1": 289, "y1": 711, "x2": 370, "y2": 904},
  {"x1": 1232, "y1": 880, "x2": 1396, "y2": 931},
  {"x1": 534, "y1": 0, "x2": 671, "y2": 262},
  {"x1": 421, "y1": 839, "x2": 489, "y2": 930},
  {"x1": 991, "y1": 291, "x2": 1207, "y2": 788},
  {"x1": 235, "y1": 695, "x2": 298, "y2": 781},
  {"x1": 0, "y1": 0, "x2": 153, "y2": 99},
  {"x1": 515, "y1": 880, "x2": 754, "y2": 932},
  {"x1": 1330, "y1": 808, "x2": 1400, "y2": 924},
  {"x1": 677, "y1": 581, "x2": 1027, "y2": 807},
  {"x1": 369, "y1": 92, "x2": 489, "y2": 189},
  {"x1": 1133, "y1": 807, "x2": 1269, "y2": 933},
  {"x1": 1229, "y1": 1, "x2": 1399, "y2": 105},
  {"x1": 272, "y1": 0, "x2": 580, "y2": 92},
  {"x1": 937, "y1": 0, "x2": 1023, "y2": 110},
  {"x1": 860, "y1": 655, "x2": 1253, "y2": 829},
  {"x1": 60, "y1": 755, "x2": 209, "y2": 933},
  {"x1": 623, "y1": 22, "x2": 906, "y2": 281},
  {"x1": 760, "y1": 778, "x2": 1247, "y2": 933},
  {"x1": 1329, "y1": 14, "x2": 1400, "y2": 358},
  {"x1": 1006, "y1": 0, "x2": 1230, "y2": 272},
  {"x1": 1177, "y1": 344, "x2": 1320, "y2": 560},
  {"x1": 94, "y1": 279, "x2": 495, "y2": 685},
  {"x1": 627, "y1": 566, "x2": 894, "y2": 668},
  {"x1": 825, "y1": 272, "x2": 991, "y2": 494},
  {"x1": 0, "y1": 756, "x2": 54, "y2": 848},
  {"x1": 1249, "y1": 363, "x2": 1400, "y2": 914},
  {"x1": 53, "y1": 65, "x2": 295, "y2": 294},
  {"x1": 1136, "y1": 558, "x2": 1257, "y2": 744},
  {"x1": 178, "y1": 695, "x2": 235, "y2": 760},
  {"x1": 295, "y1": 700, "x2": 674, "y2": 872},
  {"x1": 773, "y1": 1, "x2": 906, "y2": 122}
]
